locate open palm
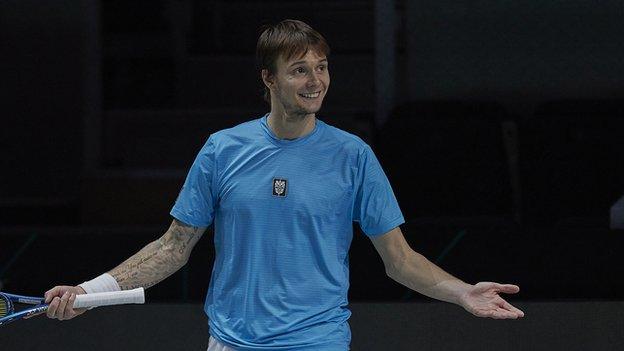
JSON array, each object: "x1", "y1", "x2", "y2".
[{"x1": 460, "y1": 282, "x2": 525, "y2": 319}]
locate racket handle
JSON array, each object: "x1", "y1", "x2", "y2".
[{"x1": 72, "y1": 288, "x2": 145, "y2": 309}]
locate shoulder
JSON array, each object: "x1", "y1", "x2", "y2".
[
  {"x1": 198, "y1": 117, "x2": 263, "y2": 154},
  {"x1": 319, "y1": 119, "x2": 372, "y2": 155},
  {"x1": 210, "y1": 118, "x2": 262, "y2": 144},
  {"x1": 319, "y1": 120, "x2": 384, "y2": 172}
]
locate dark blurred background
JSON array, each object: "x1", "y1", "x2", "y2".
[{"x1": 2, "y1": 0, "x2": 624, "y2": 305}]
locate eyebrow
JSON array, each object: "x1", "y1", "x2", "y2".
[{"x1": 288, "y1": 58, "x2": 328, "y2": 68}]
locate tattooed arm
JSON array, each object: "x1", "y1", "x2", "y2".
[
  {"x1": 44, "y1": 219, "x2": 207, "y2": 320},
  {"x1": 109, "y1": 219, "x2": 207, "y2": 290}
]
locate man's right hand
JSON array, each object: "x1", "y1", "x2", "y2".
[{"x1": 44, "y1": 285, "x2": 88, "y2": 321}]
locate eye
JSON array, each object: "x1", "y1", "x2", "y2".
[
  {"x1": 294, "y1": 67, "x2": 306, "y2": 74},
  {"x1": 317, "y1": 65, "x2": 327, "y2": 72}
]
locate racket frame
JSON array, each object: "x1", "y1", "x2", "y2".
[{"x1": 0, "y1": 292, "x2": 47, "y2": 326}]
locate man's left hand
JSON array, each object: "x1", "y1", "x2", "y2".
[{"x1": 459, "y1": 282, "x2": 525, "y2": 319}]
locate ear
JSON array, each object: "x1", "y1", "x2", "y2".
[{"x1": 261, "y1": 69, "x2": 275, "y2": 90}]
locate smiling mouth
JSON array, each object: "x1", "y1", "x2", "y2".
[{"x1": 298, "y1": 91, "x2": 321, "y2": 99}]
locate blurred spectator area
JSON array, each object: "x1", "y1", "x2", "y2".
[{"x1": 2, "y1": 0, "x2": 624, "y2": 301}]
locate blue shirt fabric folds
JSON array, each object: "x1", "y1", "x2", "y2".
[{"x1": 171, "y1": 115, "x2": 404, "y2": 350}]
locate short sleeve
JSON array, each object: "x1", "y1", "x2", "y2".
[
  {"x1": 170, "y1": 136, "x2": 217, "y2": 227},
  {"x1": 352, "y1": 145, "x2": 404, "y2": 236}
]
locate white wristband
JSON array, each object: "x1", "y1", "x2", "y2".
[{"x1": 79, "y1": 273, "x2": 121, "y2": 294}]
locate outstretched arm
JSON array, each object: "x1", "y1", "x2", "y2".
[{"x1": 370, "y1": 227, "x2": 524, "y2": 319}]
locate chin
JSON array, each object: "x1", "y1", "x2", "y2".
[
  {"x1": 301, "y1": 101, "x2": 324, "y2": 115},
  {"x1": 299, "y1": 108, "x2": 321, "y2": 116}
]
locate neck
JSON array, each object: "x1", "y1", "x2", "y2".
[{"x1": 267, "y1": 109, "x2": 316, "y2": 140}]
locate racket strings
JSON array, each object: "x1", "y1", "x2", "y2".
[{"x1": 0, "y1": 298, "x2": 10, "y2": 317}]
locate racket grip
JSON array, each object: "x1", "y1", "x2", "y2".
[{"x1": 72, "y1": 288, "x2": 145, "y2": 309}]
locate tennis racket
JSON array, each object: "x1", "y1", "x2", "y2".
[{"x1": 0, "y1": 288, "x2": 145, "y2": 326}]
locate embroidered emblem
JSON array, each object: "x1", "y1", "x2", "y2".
[{"x1": 272, "y1": 178, "x2": 287, "y2": 197}]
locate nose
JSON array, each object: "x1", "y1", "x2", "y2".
[{"x1": 307, "y1": 72, "x2": 321, "y2": 87}]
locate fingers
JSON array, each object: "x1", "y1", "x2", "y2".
[
  {"x1": 491, "y1": 299, "x2": 524, "y2": 319},
  {"x1": 496, "y1": 284, "x2": 520, "y2": 294},
  {"x1": 56, "y1": 291, "x2": 71, "y2": 320},
  {"x1": 502, "y1": 300, "x2": 525, "y2": 318},
  {"x1": 474, "y1": 307, "x2": 522, "y2": 319},
  {"x1": 46, "y1": 296, "x2": 60, "y2": 318},
  {"x1": 64, "y1": 293, "x2": 78, "y2": 320},
  {"x1": 47, "y1": 293, "x2": 79, "y2": 320},
  {"x1": 45, "y1": 285, "x2": 67, "y2": 319},
  {"x1": 493, "y1": 295, "x2": 525, "y2": 318},
  {"x1": 44, "y1": 286, "x2": 62, "y2": 303},
  {"x1": 44, "y1": 286, "x2": 85, "y2": 320},
  {"x1": 469, "y1": 296, "x2": 525, "y2": 320},
  {"x1": 491, "y1": 308, "x2": 520, "y2": 319},
  {"x1": 480, "y1": 282, "x2": 520, "y2": 294}
]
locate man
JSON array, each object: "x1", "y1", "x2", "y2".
[{"x1": 45, "y1": 19, "x2": 524, "y2": 350}]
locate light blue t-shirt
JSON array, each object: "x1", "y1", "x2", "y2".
[{"x1": 171, "y1": 115, "x2": 404, "y2": 350}]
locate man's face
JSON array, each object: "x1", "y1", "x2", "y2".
[{"x1": 267, "y1": 49, "x2": 330, "y2": 117}]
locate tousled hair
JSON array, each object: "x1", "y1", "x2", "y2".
[{"x1": 256, "y1": 19, "x2": 330, "y2": 102}]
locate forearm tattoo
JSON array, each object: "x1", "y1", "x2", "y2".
[{"x1": 109, "y1": 220, "x2": 205, "y2": 290}]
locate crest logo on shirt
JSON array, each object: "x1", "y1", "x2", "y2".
[{"x1": 272, "y1": 178, "x2": 287, "y2": 197}]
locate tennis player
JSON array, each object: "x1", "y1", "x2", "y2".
[{"x1": 45, "y1": 19, "x2": 524, "y2": 350}]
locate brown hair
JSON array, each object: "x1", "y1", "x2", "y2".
[{"x1": 256, "y1": 19, "x2": 331, "y2": 102}]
